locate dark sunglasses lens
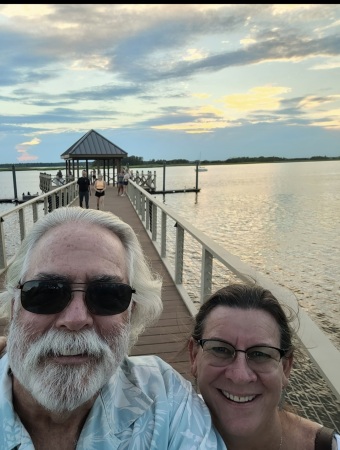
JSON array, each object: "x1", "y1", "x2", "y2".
[
  {"x1": 21, "y1": 281, "x2": 70, "y2": 314},
  {"x1": 86, "y1": 283, "x2": 133, "y2": 315}
]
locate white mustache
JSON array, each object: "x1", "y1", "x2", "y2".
[{"x1": 27, "y1": 328, "x2": 111, "y2": 361}]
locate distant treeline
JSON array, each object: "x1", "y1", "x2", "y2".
[
  {"x1": 129, "y1": 155, "x2": 340, "y2": 166},
  {"x1": 1, "y1": 155, "x2": 339, "y2": 170}
]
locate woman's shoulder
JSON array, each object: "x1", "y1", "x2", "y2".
[{"x1": 282, "y1": 412, "x2": 324, "y2": 448}]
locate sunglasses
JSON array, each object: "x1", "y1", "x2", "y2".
[{"x1": 17, "y1": 280, "x2": 136, "y2": 316}]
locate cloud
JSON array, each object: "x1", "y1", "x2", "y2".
[
  {"x1": 15, "y1": 137, "x2": 40, "y2": 161},
  {"x1": 0, "y1": 4, "x2": 339, "y2": 163}
]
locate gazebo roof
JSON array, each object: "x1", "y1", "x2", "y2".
[{"x1": 60, "y1": 129, "x2": 127, "y2": 160}]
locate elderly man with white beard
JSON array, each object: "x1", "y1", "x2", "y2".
[{"x1": 0, "y1": 207, "x2": 226, "y2": 450}]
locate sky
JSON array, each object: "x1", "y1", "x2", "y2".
[{"x1": 1, "y1": 4, "x2": 340, "y2": 164}]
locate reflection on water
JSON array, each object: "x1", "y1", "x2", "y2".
[{"x1": 152, "y1": 161, "x2": 340, "y2": 351}]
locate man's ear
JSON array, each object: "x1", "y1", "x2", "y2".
[{"x1": 188, "y1": 337, "x2": 199, "y2": 378}]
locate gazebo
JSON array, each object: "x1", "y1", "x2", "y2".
[{"x1": 60, "y1": 129, "x2": 128, "y2": 185}]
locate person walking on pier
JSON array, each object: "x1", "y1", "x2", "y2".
[
  {"x1": 94, "y1": 174, "x2": 107, "y2": 209},
  {"x1": 117, "y1": 169, "x2": 124, "y2": 196},
  {"x1": 122, "y1": 169, "x2": 130, "y2": 196},
  {"x1": 76, "y1": 170, "x2": 91, "y2": 209},
  {"x1": 0, "y1": 207, "x2": 225, "y2": 450},
  {"x1": 188, "y1": 283, "x2": 340, "y2": 450}
]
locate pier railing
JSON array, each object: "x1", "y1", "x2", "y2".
[
  {"x1": 127, "y1": 180, "x2": 340, "y2": 406},
  {"x1": 132, "y1": 170, "x2": 157, "y2": 191},
  {"x1": 0, "y1": 180, "x2": 77, "y2": 273}
]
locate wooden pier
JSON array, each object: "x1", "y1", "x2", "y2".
[{"x1": 81, "y1": 186, "x2": 195, "y2": 381}]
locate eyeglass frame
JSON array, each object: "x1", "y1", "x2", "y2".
[{"x1": 195, "y1": 338, "x2": 287, "y2": 369}]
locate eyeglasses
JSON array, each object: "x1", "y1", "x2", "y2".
[
  {"x1": 196, "y1": 338, "x2": 287, "y2": 373},
  {"x1": 17, "y1": 280, "x2": 136, "y2": 316}
]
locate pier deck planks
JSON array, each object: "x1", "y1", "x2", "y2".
[{"x1": 83, "y1": 185, "x2": 195, "y2": 383}]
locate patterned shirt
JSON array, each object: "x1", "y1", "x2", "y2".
[{"x1": 0, "y1": 354, "x2": 227, "y2": 449}]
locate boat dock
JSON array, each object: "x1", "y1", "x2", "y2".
[{"x1": 0, "y1": 182, "x2": 339, "y2": 431}]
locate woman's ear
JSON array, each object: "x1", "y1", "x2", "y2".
[
  {"x1": 188, "y1": 337, "x2": 199, "y2": 378},
  {"x1": 282, "y1": 352, "x2": 293, "y2": 387}
]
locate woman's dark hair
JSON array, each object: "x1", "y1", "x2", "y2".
[{"x1": 192, "y1": 283, "x2": 294, "y2": 352}]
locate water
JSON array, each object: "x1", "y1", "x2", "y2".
[
  {"x1": 1, "y1": 162, "x2": 339, "y2": 351},
  {"x1": 141, "y1": 161, "x2": 340, "y2": 352},
  {"x1": 0, "y1": 169, "x2": 42, "y2": 199}
]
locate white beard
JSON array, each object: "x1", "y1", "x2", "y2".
[{"x1": 7, "y1": 318, "x2": 130, "y2": 413}]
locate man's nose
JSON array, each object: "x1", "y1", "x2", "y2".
[{"x1": 55, "y1": 290, "x2": 93, "y2": 331}]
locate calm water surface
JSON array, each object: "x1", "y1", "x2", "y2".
[
  {"x1": 148, "y1": 161, "x2": 340, "y2": 351},
  {"x1": 1, "y1": 162, "x2": 339, "y2": 349}
]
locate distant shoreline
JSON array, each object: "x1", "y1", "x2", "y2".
[{"x1": 0, "y1": 155, "x2": 339, "y2": 172}]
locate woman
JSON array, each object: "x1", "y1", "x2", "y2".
[
  {"x1": 188, "y1": 283, "x2": 339, "y2": 450},
  {"x1": 117, "y1": 169, "x2": 125, "y2": 196},
  {"x1": 94, "y1": 174, "x2": 106, "y2": 210},
  {"x1": 122, "y1": 169, "x2": 130, "y2": 196}
]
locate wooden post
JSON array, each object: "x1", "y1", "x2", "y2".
[
  {"x1": 12, "y1": 164, "x2": 18, "y2": 203},
  {"x1": 163, "y1": 162, "x2": 166, "y2": 193},
  {"x1": 195, "y1": 161, "x2": 199, "y2": 190}
]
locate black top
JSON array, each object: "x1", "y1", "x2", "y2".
[{"x1": 77, "y1": 176, "x2": 90, "y2": 192}]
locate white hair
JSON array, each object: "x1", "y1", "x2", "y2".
[{"x1": 0, "y1": 207, "x2": 163, "y2": 349}]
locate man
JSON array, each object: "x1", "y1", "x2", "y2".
[
  {"x1": 77, "y1": 170, "x2": 91, "y2": 208},
  {"x1": 0, "y1": 207, "x2": 225, "y2": 449}
]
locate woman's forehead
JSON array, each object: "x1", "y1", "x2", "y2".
[{"x1": 203, "y1": 306, "x2": 280, "y2": 341}]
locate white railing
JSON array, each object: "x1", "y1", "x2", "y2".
[
  {"x1": 127, "y1": 180, "x2": 340, "y2": 403},
  {"x1": 0, "y1": 181, "x2": 78, "y2": 274}
]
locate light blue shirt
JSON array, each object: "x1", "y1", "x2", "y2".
[{"x1": 0, "y1": 354, "x2": 227, "y2": 449}]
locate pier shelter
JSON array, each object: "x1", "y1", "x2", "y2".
[{"x1": 60, "y1": 129, "x2": 128, "y2": 184}]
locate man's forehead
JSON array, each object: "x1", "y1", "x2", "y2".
[
  {"x1": 33, "y1": 222, "x2": 123, "y2": 252},
  {"x1": 26, "y1": 223, "x2": 128, "y2": 280}
]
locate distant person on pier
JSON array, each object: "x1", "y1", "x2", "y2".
[
  {"x1": 122, "y1": 169, "x2": 130, "y2": 196},
  {"x1": 117, "y1": 169, "x2": 125, "y2": 196},
  {"x1": 188, "y1": 283, "x2": 339, "y2": 450},
  {"x1": 76, "y1": 170, "x2": 91, "y2": 209},
  {"x1": 91, "y1": 168, "x2": 96, "y2": 185},
  {"x1": 67, "y1": 170, "x2": 74, "y2": 182},
  {"x1": 0, "y1": 207, "x2": 225, "y2": 449},
  {"x1": 94, "y1": 174, "x2": 107, "y2": 210}
]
